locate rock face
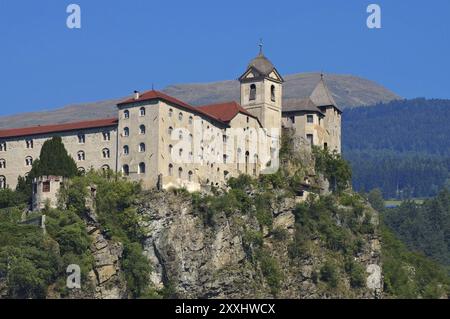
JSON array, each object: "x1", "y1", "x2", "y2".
[{"x1": 138, "y1": 190, "x2": 383, "y2": 299}]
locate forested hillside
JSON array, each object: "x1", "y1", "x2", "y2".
[{"x1": 343, "y1": 98, "x2": 450, "y2": 198}]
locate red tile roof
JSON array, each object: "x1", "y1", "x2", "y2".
[
  {"x1": 197, "y1": 101, "x2": 258, "y2": 123},
  {"x1": 118, "y1": 90, "x2": 233, "y2": 126},
  {"x1": 0, "y1": 118, "x2": 118, "y2": 139}
]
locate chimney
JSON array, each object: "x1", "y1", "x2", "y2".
[{"x1": 134, "y1": 90, "x2": 140, "y2": 100}]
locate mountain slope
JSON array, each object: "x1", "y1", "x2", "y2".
[
  {"x1": 0, "y1": 73, "x2": 399, "y2": 129},
  {"x1": 343, "y1": 98, "x2": 450, "y2": 197}
]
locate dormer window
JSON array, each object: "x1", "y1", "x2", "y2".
[
  {"x1": 0, "y1": 142, "x2": 5, "y2": 152},
  {"x1": 249, "y1": 84, "x2": 256, "y2": 101},
  {"x1": 271, "y1": 85, "x2": 276, "y2": 102}
]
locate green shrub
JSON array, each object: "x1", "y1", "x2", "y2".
[
  {"x1": 320, "y1": 261, "x2": 339, "y2": 288},
  {"x1": 256, "y1": 249, "x2": 282, "y2": 295}
]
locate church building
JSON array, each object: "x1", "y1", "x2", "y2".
[{"x1": 0, "y1": 50, "x2": 341, "y2": 191}]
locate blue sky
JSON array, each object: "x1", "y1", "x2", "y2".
[{"x1": 0, "y1": 0, "x2": 449, "y2": 116}]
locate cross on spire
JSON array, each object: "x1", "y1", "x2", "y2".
[{"x1": 258, "y1": 38, "x2": 263, "y2": 55}]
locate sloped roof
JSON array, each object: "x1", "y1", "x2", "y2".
[
  {"x1": 197, "y1": 101, "x2": 258, "y2": 123},
  {"x1": 118, "y1": 90, "x2": 227, "y2": 126},
  {"x1": 282, "y1": 76, "x2": 342, "y2": 114},
  {"x1": 310, "y1": 77, "x2": 341, "y2": 112},
  {"x1": 0, "y1": 118, "x2": 118, "y2": 139},
  {"x1": 283, "y1": 98, "x2": 325, "y2": 115},
  {"x1": 248, "y1": 53, "x2": 275, "y2": 76}
]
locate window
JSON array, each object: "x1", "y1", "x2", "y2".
[
  {"x1": 25, "y1": 156, "x2": 33, "y2": 166},
  {"x1": 0, "y1": 142, "x2": 5, "y2": 152},
  {"x1": 178, "y1": 130, "x2": 183, "y2": 140},
  {"x1": 101, "y1": 165, "x2": 110, "y2": 172},
  {"x1": 178, "y1": 148, "x2": 183, "y2": 157},
  {"x1": 168, "y1": 126, "x2": 173, "y2": 136},
  {"x1": 306, "y1": 134, "x2": 314, "y2": 145},
  {"x1": 123, "y1": 127, "x2": 129, "y2": 137},
  {"x1": 123, "y1": 145, "x2": 129, "y2": 155},
  {"x1": 78, "y1": 134, "x2": 85, "y2": 144},
  {"x1": 122, "y1": 165, "x2": 130, "y2": 176},
  {"x1": 78, "y1": 167, "x2": 86, "y2": 175},
  {"x1": 138, "y1": 162, "x2": 146, "y2": 174},
  {"x1": 124, "y1": 110, "x2": 130, "y2": 119},
  {"x1": 26, "y1": 140, "x2": 33, "y2": 149},
  {"x1": 271, "y1": 85, "x2": 276, "y2": 102},
  {"x1": 102, "y1": 148, "x2": 110, "y2": 159},
  {"x1": 169, "y1": 109, "x2": 173, "y2": 118},
  {"x1": 0, "y1": 159, "x2": 5, "y2": 169},
  {"x1": 307, "y1": 115, "x2": 314, "y2": 124},
  {"x1": 139, "y1": 125, "x2": 146, "y2": 135},
  {"x1": 139, "y1": 143, "x2": 146, "y2": 153},
  {"x1": 168, "y1": 164, "x2": 173, "y2": 176},
  {"x1": 140, "y1": 107, "x2": 146, "y2": 116},
  {"x1": 103, "y1": 132, "x2": 111, "y2": 141},
  {"x1": 0, "y1": 176, "x2": 6, "y2": 189},
  {"x1": 178, "y1": 112, "x2": 183, "y2": 121},
  {"x1": 42, "y1": 181, "x2": 50, "y2": 193},
  {"x1": 249, "y1": 84, "x2": 256, "y2": 101},
  {"x1": 178, "y1": 167, "x2": 183, "y2": 179},
  {"x1": 77, "y1": 151, "x2": 85, "y2": 161},
  {"x1": 188, "y1": 171, "x2": 193, "y2": 182},
  {"x1": 223, "y1": 135, "x2": 228, "y2": 143},
  {"x1": 223, "y1": 154, "x2": 227, "y2": 164},
  {"x1": 290, "y1": 116, "x2": 295, "y2": 124},
  {"x1": 324, "y1": 143, "x2": 328, "y2": 150},
  {"x1": 169, "y1": 144, "x2": 173, "y2": 154},
  {"x1": 189, "y1": 116, "x2": 193, "y2": 124}
]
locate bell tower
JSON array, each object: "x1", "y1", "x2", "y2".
[{"x1": 239, "y1": 43, "x2": 284, "y2": 131}]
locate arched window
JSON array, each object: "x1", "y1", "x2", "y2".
[
  {"x1": 0, "y1": 176, "x2": 6, "y2": 189},
  {"x1": 169, "y1": 144, "x2": 173, "y2": 154},
  {"x1": 122, "y1": 165, "x2": 129, "y2": 176},
  {"x1": 138, "y1": 162, "x2": 146, "y2": 174},
  {"x1": 271, "y1": 85, "x2": 276, "y2": 102},
  {"x1": 249, "y1": 84, "x2": 256, "y2": 101},
  {"x1": 168, "y1": 164, "x2": 173, "y2": 176},
  {"x1": 139, "y1": 107, "x2": 146, "y2": 116},
  {"x1": 102, "y1": 148, "x2": 110, "y2": 159},
  {"x1": 123, "y1": 127, "x2": 129, "y2": 137},
  {"x1": 139, "y1": 125, "x2": 146, "y2": 135},
  {"x1": 139, "y1": 143, "x2": 146, "y2": 153},
  {"x1": 188, "y1": 171, "x2": 193, "y2": 182},
  {"x1": 123, "y1": 145, "x2": 129, "y2": 155},
  {"x1": 178, "y1": 167, "x2": 183, "y2": 179},
  {"x1": 178, "y1": 130, "x2": 183, "y2": 140},
  {"x1": 223, "y1": 154, "x2": 227, "y2": 164},
  {"x1": 168, "y1": 126, "x2": 173, "y2": 136},
  {"x1": 124, "y1": 110, "x2": 130, "y2": 119},
  {"x1": 178, "y1": 148, "x2": 183, "y2": 157},
  {"x1": 253, "y1": 154, "x2": 258, "y2": 176},
  {"x1": 25, "y1": 156, "x2": 33, "y2": 166},
  {"x1": 168, "y1": 108, "x2": 173, "y2": 118},
  {"x1": 78, "y1": 167, "x2": 86, "y2": 175},
  {"x1": 0, "y1": 159, "x2": 5, "y2": 169},
  {"x1": 101, "y1": 165, "x2": 110, "y2": 172},
  {"x1": 245, "y1": 151, "x2": 250, "y2": 174},
  {"x1": 77, "y1": 151, "x2": 85, "y2": 161},
  {"x1": 178, "y1": 112, "x2": 183, "y2": 121},
  {"x1": 189, "y1": 116, "x2": 193, "y2": 125}
]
